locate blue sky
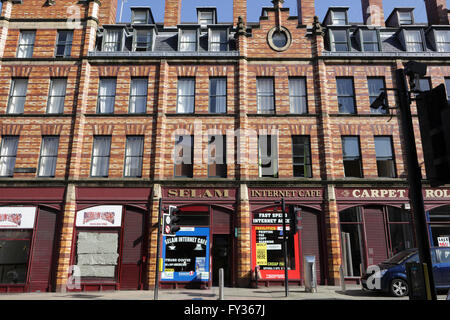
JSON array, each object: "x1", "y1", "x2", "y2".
[{"x1": 117, "y1": 0, "x2": 449, "y2": 23}]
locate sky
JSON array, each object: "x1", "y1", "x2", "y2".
[{"x1": 116, "y1": 0, "x2": 450, "y2": 24}]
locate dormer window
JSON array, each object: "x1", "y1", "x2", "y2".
[
  {"x1": 398, "y1": 11, "x2": 413, "y2": 25},
  {"x1": 102, "y1": 28, "x2": 124, "y2": 52},
  {"x1": 332, "y1": 11, "x2": 347, "y2": 25},
  {"x1": 330, "y1": 29, "x2": 349, "y2": 52},
  {"x1": 131, "y1": 7, "x2": 155, "y2": 24},
  {"x1": 133, "y1": 28, "x2": 155, "y2": 51},
  {"x1": 179, "y1": 28, "x2": 198, "y2": 52},
  {"x1": 197, "y1": 8, "x2": 217, "y2": 28},
  {"x1": 434, "y1": 30, "x2": 450, "y2": 52},
  {"x1": 209, "y1": 28, "x2": 228, "y2": 51},
  {"x1": 361, "y1": 29, "x2": 380, "y2": 52},
  {"x1": 402, "y1": 29, "x2": 424, "y2": 52}
]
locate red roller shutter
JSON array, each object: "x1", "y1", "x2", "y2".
[
  {"x1": 212, "y1": 207, "x2": 231, "y2": 234},
  {"x1": 119, "y1": 207, "x2": 145, "y2": 290},
  {"x1": 27, "y1": 208, "x2": 58, "y2": 292},
  {"x1": 301, "y1": 211, "x2": 322, "y2": 284},
  {"x1": 364, "y1": 207, "x2": 388, "y2": 266}
]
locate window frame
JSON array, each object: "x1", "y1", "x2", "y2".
[
  {"x1": 16, "y1": 30, "x2": 35, "y2": 58},
  {"x1": 374, "y1": 135, "x2": 397, "y2": 178},
  {"x1": 336, "y1": 77, "x2": 357, "y2": 114},
  {"x1": 292, "y1": 135, "x2": 312, "y2": 178},
  {"x1": 331, "y1": 10, "x2": 348, "y2": 25},
  {"x1": 97, "y1": 77, "x2": 116, "y2": 114},
  {"x1": 102, "y1": 28, "x2": 124, "y2": 52},
  {"x1": 55, "y1": 30, "x2": 73, "y2": 58},
  {"x1": 178, "y1": 28, "x2": 199, "y2": 52},
  {"x1": 288, "y1": 77, "x2": 308, "y2": 114},
  {"x1": 360, "y1": 29, "x2": 380, "y2": 52},
  {"x1": 132, "y1": 27, "x2": 154, "y2": 52},
  {"x1": 208, "y1": 27, "x2": 229, "y2": 52},
  {"x1": 341, "y1": 135, "x2": 363, "y2": 178},
  {"x1": 402, "y1": 29, "x2": 425, "y2": 52},
  {"x1": 207, "y1": 135, "x2": 227, "y2": 178},
  {"x1": 256, "y1": 77, "x2": 275, "y2": 114},
  {"x1": 174, "y1": 135, "x2": 194, "y2": 178},
  {"x1": 128, "y1": 77, "x2": 148, "y2": 114},
  {"x1": 37, "y1": 135, "x2": 59, "y2": 178},
  {"x1": 123, "y1": 135, "x2": 144, "y2": 178},
  {"x1": 90, "y1": 135, "x2": 112, "y2": 178},
  {"x1": 209, "y1": 77, "x2": 227, "y2": 114},
  {"x1": 0, "y1": 136, "x2": 19, "y2": 177},
  {"x1": 330, "y1": 28, "x2": 350, "y2": 52},
  {"x1": 368, "y1": 77, "x2": 387, "y2": 114},
  {"x1": 434, "y1": 29, "x2": 450, "y2": 52},
  {"x1": 258, "y1": 134, "x2": 279, "y2": 178},
  {"x1": 46, "y1": 78, "x2": 67, "y2": 114},
  {"x1": 176, "y1": 77, "x2": 195, "y2": 114},
  {"x1": 7, "y1": 78, "x2": 28, "y2": 115}
]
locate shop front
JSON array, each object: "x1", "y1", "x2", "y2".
[
  {"x1": 69, "y1": 187, "x2": 151, "y2": 291},
  {"x1": 424, "y1": 188, "x2": 450, "y2": 249},
  {"x1": 0, "y1": 187, "x2": 65, "y2": 293},
  {"x1": 335, "y1": 187, "x2": 415, "y2": 281},
  {"x1": 248, "y1": 187, "x2": 325, "y2": 287},
  {"x1": 159, "y1": 187, "x2": 236, "y2": 289}
]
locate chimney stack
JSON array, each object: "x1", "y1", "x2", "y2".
[
  {"x1": 233, "y1": 0, "x2": 247, "y2": 26},
  {"x1": 361, "y1": 0, "x2": 385, "y2": 26},
  {"x1": 164, "y1": 0, "x2": 182, "y2": 27},
  {"x1": 297, "y1": 0, "x2": 315, "y2": 25},
  {"x1": 424, "y1": 0, "x2": 449, "y2": 25}
]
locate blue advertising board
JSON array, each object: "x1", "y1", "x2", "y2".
[{"x1": 160, "y1": 227, "x2": 210, "y2": 282}]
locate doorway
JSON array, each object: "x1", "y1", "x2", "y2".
[{"x1": 212, "y1": 234, "x2": 231, "y2": 286}]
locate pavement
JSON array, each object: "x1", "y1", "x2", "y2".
[{"x1": 0, "y1": 285, "x2": 448, "y2": 300}]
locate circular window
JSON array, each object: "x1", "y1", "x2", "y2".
[{"x1": 267, "y1": 26, "x2": 292, "y2": 52}]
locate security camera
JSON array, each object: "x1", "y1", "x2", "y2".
[
  {"x1": 404, "y1": 61, "x2": 427, "y2": 78},
  {"x1": 370, "y1": 91, "x2": 387, "y2": 111}
]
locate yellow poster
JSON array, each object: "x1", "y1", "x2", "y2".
[{"x1": 256, "y1": 243, "x2": 268, "y2": 266}]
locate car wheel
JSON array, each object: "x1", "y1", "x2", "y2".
[{"x1": 390, "y1": 279, "x2": 408, "y2": 297}]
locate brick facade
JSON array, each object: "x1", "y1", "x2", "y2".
[{"x1": 0, "y1": 0, "x2": 450, "y2": 292}]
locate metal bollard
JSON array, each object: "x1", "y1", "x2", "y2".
[
  {"x1": 340, "y1": 265, "x2": 346, "y2": 293},
  {"x1": 219, "y1": 268, "x2": 224, "y2": 300}
]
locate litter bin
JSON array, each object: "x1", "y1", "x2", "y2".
[
  {"x1": 405, "y1": 262, "x2": 427, "y2": 300},
  {"x1": 304, "y1": 255, "x2": 317, "y2": 293}
]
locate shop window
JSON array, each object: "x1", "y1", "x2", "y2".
[
  {"x1": 47, "y1": 78, "x2": 67, "y2": 114},
  {"x1": 75, "y1": 231, "x2": 119, "y2": 279},
  {"x1": 289, "y1": 77, "x2": 307, "y2": 114},
  {"x1": 258, "y1": 135, "x2": 278, "y2": 178},
  {"x1": 174, "y1": 135, "x2": 193, "y2": 178},
  {"x1": 292, "y1": 135, "x2": 312, "y2": 178},
  {"x1": 208, "y1": 135, "x2": 226, "y2": 178},
  {"x1": 0, "y1": 230, "x2": 32, "y2": 284},
  {"x1": 374, "y1": 136, "x2": 396, "y2": 178},
  {"x1": 257, "y1": 77, "x2": 275, "y2": 114},
  {"x1": 340, "y1": 207, "x2": 365, "y2": 277},
  {"x1": 209, "y1": 77, "x2": 226, "y2": 114},
  {"x1": 336, "y1": 77, "x2": 356, "y2": 114},
  {"x1": 341, "y1": 136, "x2": 363, "y2": 178},
  {"x1": 129, "y1": 78, "x2": 148, "y2": 114},
  {"x1": 427, "y1": 205, "x2": 450, "y2": 247}
]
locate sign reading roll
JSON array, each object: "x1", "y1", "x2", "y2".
[{"x1": 76, "y1": 205, "x2": 123, "y2": 227}]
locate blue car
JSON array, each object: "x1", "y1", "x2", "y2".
[{"x1": 361, "y1": 247, "x2": 450, "y2": 297}]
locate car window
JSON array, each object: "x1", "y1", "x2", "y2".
[
  {"x1": 436, "y1": 248, "x2": 450, "y2": 263},
  {"x1": 405, "y1": 253, "x2": 419, "y2": 263}
]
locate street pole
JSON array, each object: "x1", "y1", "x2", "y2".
[
  {"x1": 154, "y1": 198, "x2": 163, "y2": 300},
  {"x1": 396, "y1": 68, "x2": 437, "y2": 300},
  {"x1": 281, "y1": 198, "x2": 289, "y2": 297}
]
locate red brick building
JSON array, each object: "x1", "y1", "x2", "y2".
[{"x1": 0, "y1": 0, "x2": 450, "y2": 292}]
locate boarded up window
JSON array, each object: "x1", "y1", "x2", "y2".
[{"x1": 76, "y1": 232, "x2": 119, "y2": 278}]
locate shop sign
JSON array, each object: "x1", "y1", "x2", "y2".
[
  {"x1": 161, "y1": 227, "x2": 210, "y2": 282},
  {"x1": 165, "y1": 188, "x2": 234, "y2": 199},
  {"x1": 336, "y1": 188, "x2": 408, "y2": 200},
  {"x1": 424, "y1": 188, "x2": 450, "y2": 199},
  {"x1": 438, "y1": 237, "x2": 450, "y2": 247},
  {"x1": 252, "y1": 211, "x2": 290, "y2": 225},
  {"x1": 76, "y1": 205, "x2": 123, "y2": 227},
  {"x1": 249, "y1": 188, "x2": 323, "y2": 200},
  {"x1": 0, "y1": 207, "x2": 36, "y2": 229}
]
